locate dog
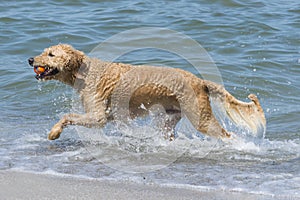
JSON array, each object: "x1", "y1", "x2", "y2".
[{"x1": 28, "y1": 44, "x2": 266, "y2": 140}]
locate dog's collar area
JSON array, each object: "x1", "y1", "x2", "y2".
[{"x1": 35, "y1": 66, "x2": 59, "y2": 80}]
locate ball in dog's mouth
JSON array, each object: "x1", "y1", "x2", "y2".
[
  {"x1": 34, "y1": 66, "x2": 45, "y2": 74},
  {"x1": 34, "y1": 66, "x2": 59, "y2": 80}
]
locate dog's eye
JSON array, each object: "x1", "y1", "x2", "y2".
[{"x1": 48, "y1": 52, "x2": 55, "y2": 57}]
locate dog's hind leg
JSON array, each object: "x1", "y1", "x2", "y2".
[
  {"x1": 179, "y1": 82, "x2": 231, "y2": 139},
  {"x1": 194, "y1": 96, "x2": 231, "y2": 139},
  {"x1": 48, "y1": 112, "x2": 107, "y2": 140},
  {"x1": 196, "y1": 114, "x2": 231, "y2": 139}
]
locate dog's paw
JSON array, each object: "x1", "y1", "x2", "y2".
[{"x1": 48, "y1": 124, "x2": 63, "y2": 140}]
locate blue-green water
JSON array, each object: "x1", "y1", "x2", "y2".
[{"x1": 0, "y1": 0, "x2": 299, "y2": 198}]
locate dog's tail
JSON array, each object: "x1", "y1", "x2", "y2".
[{"x1": 204, "y1": 80, "x2": 266, "y2": 136}]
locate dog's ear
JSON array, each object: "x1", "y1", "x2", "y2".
[
  {"x1": 75, "y1": 49, "x2": 85, "y2": 62},
  {"x1": 66, "y1": 49, "x2": 85, "y2": 71},
  {"x1": 74, "y1": 49, "x2": 85, "y2": 68}
]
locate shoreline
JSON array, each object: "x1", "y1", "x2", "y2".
[{"x1": 0, "y1": 170, "x2": 288, "y2": 200}]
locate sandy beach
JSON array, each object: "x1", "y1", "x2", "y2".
[
  {"x1": 1, "y1": 0, "x2": 300, "y2": 199},
  {"x1": 0, "y1": 170, "x2": 276, "y2": 200}
]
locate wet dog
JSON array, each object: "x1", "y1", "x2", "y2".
[{"x1": 29, "y1": 44, "x2": 266, "y2": 140}]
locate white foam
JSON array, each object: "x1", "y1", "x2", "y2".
[
  {"x1": 7, "y1": 167, "x2": 96, "y2": 181},
  {"x1": 159, "y1": 183, "x2": 278, "y2": 198}
]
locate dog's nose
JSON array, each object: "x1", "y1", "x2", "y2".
[{"x1": 28, "y1": 57, "x2": 34, "y2": 66}]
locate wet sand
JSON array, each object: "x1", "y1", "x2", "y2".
[{"x1": 0, "y1": 170, "x2": 277, "y2": 200}]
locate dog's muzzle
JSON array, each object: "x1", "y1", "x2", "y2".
[{"x1": 28, "y1": 57, "x2": 59, "y2": 80}]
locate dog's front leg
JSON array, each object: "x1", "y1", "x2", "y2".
[{"x1": 48, "y1": 113, "x2": 107, "y2": 140}]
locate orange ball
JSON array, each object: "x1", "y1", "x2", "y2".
[{"x1": 34, "y1": 66, "x2": 45, "y2": 74}]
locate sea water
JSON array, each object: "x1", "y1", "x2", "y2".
[{"x1": 0, "y1": 0, "x2": 299, "y2": 199}]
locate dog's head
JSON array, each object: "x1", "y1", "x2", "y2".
[{"x1": 28, "y1": 44, "x2": 85, "y2": 85}]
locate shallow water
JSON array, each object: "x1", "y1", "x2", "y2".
[{"x1": 0, "y1": 0, "x2": 299, "y2": 199}]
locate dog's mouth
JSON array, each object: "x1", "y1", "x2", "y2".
[{"x1": 34, "y1": 65, "x2": 59, "y2": 80}]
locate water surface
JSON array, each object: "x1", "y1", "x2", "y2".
[{"x1": 0, "y1": 0, "x2": 299, "y2": 199}]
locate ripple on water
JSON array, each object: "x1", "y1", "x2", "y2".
[{"x1": 0, "y1": 0, "x2": 299, "y2": 197}]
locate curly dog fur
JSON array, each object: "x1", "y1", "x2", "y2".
[{"x1": 28, "y1": 44, "x2": 266, "y2": 140}]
